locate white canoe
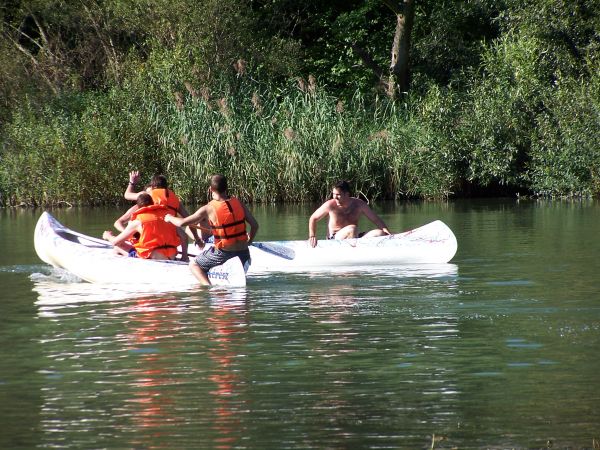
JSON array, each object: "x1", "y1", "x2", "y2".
[
  {"x1": 35, "y1": 212, "x2": 458, "y2": 285},
  {"x1": 34, "y1": 212, "x2": 246, "y2": 288},
  {"x1": 190, "y1": 219, "x2": 458, "y2": 273}
]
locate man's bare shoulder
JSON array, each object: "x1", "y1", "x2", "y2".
[
  {"x1": 348, "y1": 197, "x2": 369, "y2": 209},
  {"x1": 316, "y1": 199, "x2": 336, "y2": 211}
]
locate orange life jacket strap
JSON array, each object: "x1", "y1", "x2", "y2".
[
  {"x1": 216, "y1": 230, "x2": 247, "y2": 239},
  {"x1": 211, "y1": 218, "x2": 246, "y2": 230}
]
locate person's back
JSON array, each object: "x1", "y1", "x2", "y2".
[
  {"x1": 207, "y1": 196, "x2": 250, "y2": 252},
  {"x1": 103, "y1": 193, "x2": 180, "y2": 260},
  {"x1": 150, "y1": 187, "x2": 180, "y2": 213},
  {"x1": 132, "y1": 203, "x2": 180, "y2": 260},
  {"x1": 120, "y1": 171, "x2": 197, "y2": 260},
  {"x1": 164, "y1": 174, "x2": 259, "y2": 285}
]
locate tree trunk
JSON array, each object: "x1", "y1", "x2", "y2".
[{"x1": 385, "y1": 0, "x2": 415, "y2": 98}]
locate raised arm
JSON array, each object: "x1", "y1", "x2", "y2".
[{"x1": 124, "y1": 170, "x2": 142, "y2": 202}]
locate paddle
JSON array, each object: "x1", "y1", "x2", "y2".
[
  {"x1": 67, "y1": 223, "x2": 295, "y2": 261},
  {"x1": 188, "y1": 224, "x2": 295, "y2": 260},
  {"x1": 60, "y1": 229, "x2": 196, "y2": 261},
  {"x1": 58, "y1": 229, "x2": 112, "y2": 247},
  {"x1": 251, "y1": 242, "x2": 295, "y2": 260},
  {"x1": 186, "y1": 242, "x2": 295, "y2": 260}
]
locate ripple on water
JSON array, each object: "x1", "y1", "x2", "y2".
[
  {"x1": 505, "y1": 338, "x2": 544, "y2": 349},
  {"x1": 486, "y1": 279, "x2": 535, "y2": 286},
  {"x1": 1, "y1": 264, "x2": 51, "y2": 274}
]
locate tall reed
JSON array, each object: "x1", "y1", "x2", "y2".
[{"x1": 148, "y1": 78, "x2": 459, "y2": 203}]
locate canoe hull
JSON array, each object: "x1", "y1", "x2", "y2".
[
  {"x1": 34, "y1": 212, "x2": 246, "y2": 288},
  {"x1": 191, "y1": 220, "x2": 458, "y2": 273}
]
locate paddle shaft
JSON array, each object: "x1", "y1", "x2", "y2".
[
  {"x1": 185, "y1": 242, "x2": 294, "y2": 260},
  {"x1": 71, "y1": 227, "x2": 292, "y2": 260}
]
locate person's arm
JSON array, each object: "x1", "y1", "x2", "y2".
[
  {"x1": 103, "y1": 220, "x2": 139, "y2": 246},
  {"x1": 124, "y1": 170, "x2": 142, "y2": 202},
  {"x1": 177, "y1": 203, "x2": 189, "y2": 217},
  {"x1": 241, "y1": 203, "x2": 259, "y2": 244},
  {"x1": 308, "y1": 202, "x2": 330, "y2": 247},
  {"x1": 113, "y1": 204, "x2": 138, "y2": 232},
  {"x1": 165, "y1": 205, "x2": 207, "y2": 228},
  {"x1": 360, "y1": 202, "x2": 391, "y2": 235},
  {"x1": 177, "y1": 203, "x2": 201, "y2": 243}
]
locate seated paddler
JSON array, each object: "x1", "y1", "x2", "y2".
[
  {"x1": 308, "y1": 180, "x2": 391, "y2": 248},
  {"x1": 102, "y1": 193, "x2": 180, "y2": 260},
  {"x1": 115, "y1": 170, "x2": 199, "y2": 261}
]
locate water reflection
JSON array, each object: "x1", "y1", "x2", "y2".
[
  {"x1": 32, "y1": 276, "x2": 251, "y2": 449},
  {"x1": 301, "y1": 263, "x2": 458, "y2": 279},
  {"x1": 205, "y1": 289, "x2": 249, "y2": 449},
  {"x1": 116, "y1": 296, "x2": 184, "y2": 446},
  {"x1": 31, "y1": 268, "x2": 196, "y2": 310},
  {"x1": 241, "y1": 272, "x2": 466, "y2": 448}
]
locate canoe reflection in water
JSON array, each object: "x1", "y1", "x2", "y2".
[
  {"x1": 114, "y1": 291, "x2": 249, "y2": 449},
  {"x1": 117, "y1": 296, "x2": 184, "y2": 437},
  {"x1": 205, "y1": 289, "x2": 249, "y2": 448}
]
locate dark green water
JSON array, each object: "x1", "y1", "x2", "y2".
[{"x1": 1, "y1": 199, "x2": 599, "y2": 449}]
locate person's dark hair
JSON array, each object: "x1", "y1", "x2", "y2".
[
  {"x1": 150, "y1": 174, "x2": 168, "y2": 189},
  {"x1": 210, "y1": 174, "x2": 228, "y2": 194},
  {"x1": 137, "y1": 192, "x2": 154, "y2": 207},
  {"x1": 333, "y1": 180, "x2": 351, "y2": 194}
]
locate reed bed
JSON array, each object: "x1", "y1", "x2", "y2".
[
  {"x1": 148, "y1": 79, "x2": 459, "y2": 204},
  {"x1": 2, "y1": 65, "x2": 598, "y2": 206}
]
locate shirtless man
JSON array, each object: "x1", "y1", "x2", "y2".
[{"x1": 308, "y1": 180, "x2": 391, "y2": 248}]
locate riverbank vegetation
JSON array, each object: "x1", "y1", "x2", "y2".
[{"x1": 1, "y1": 0, "x2": 599, "y2": 206}]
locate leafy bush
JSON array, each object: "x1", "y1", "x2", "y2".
[
  {"x1": 0, "y1": 91, "x2": 159, "y2": 206},
  {"x1": 528, "y1": 73, "x2": 600, "y2": 196}
]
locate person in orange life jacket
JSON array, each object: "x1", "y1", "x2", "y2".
[
  {"x1": 165, "y1": 174, "x2": 259, "y2": 286},
  {"x1": 103, "y1": 193, "x2": 180, "y2": 260},
  {"x1": 117, "y1": 170, "x2": 200, "y2": 261}
]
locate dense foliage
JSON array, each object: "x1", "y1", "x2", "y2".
[{"x1": 0, "y1": 0, "x2": 599, "y2": 206}]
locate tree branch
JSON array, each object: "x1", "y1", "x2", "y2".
[
  {"x1": 350, "y1": 42, "x2": 386, "y2": 81},
  {"x1": 2, "y1": 30, "x2": 59, "y2": 95},
  {"x1": 381, "y1": 0, "x2": 404, "y2": 15},
  {"x1": 3, "y1": 20, "x2": 43, "y2": 52},
  {"x1": 81, "y1": 1, "x2": 120, "y2": 83},
  {"x1": 30, "y1": 14, "x2": 50, "y2": 49}
]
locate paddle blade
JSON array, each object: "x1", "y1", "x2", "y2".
[{"x1": 252, "y1": 242, "x2": 295, "y2": 260}]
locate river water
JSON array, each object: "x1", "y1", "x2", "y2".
[{"x1": 1, "y1": 199, "x2": 599, "y2": 449}]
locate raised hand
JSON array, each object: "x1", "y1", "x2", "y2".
[{"x1": 129, "y1": 170, "x2": 140, "y2": 184}]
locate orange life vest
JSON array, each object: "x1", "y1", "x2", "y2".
[
  {"x1": 150, "y1": 188, "x2": 180, "y2": 214},
  {"x1": 209, "y1": 198, "x2": 247, "y2": 249},
  {"x1": 131, "y1": 204, "x2": 180, "y2": 259}
]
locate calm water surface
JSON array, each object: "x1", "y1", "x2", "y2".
[{"x1": 1, "y1": 199, "x2": 599, "y2": 449}]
